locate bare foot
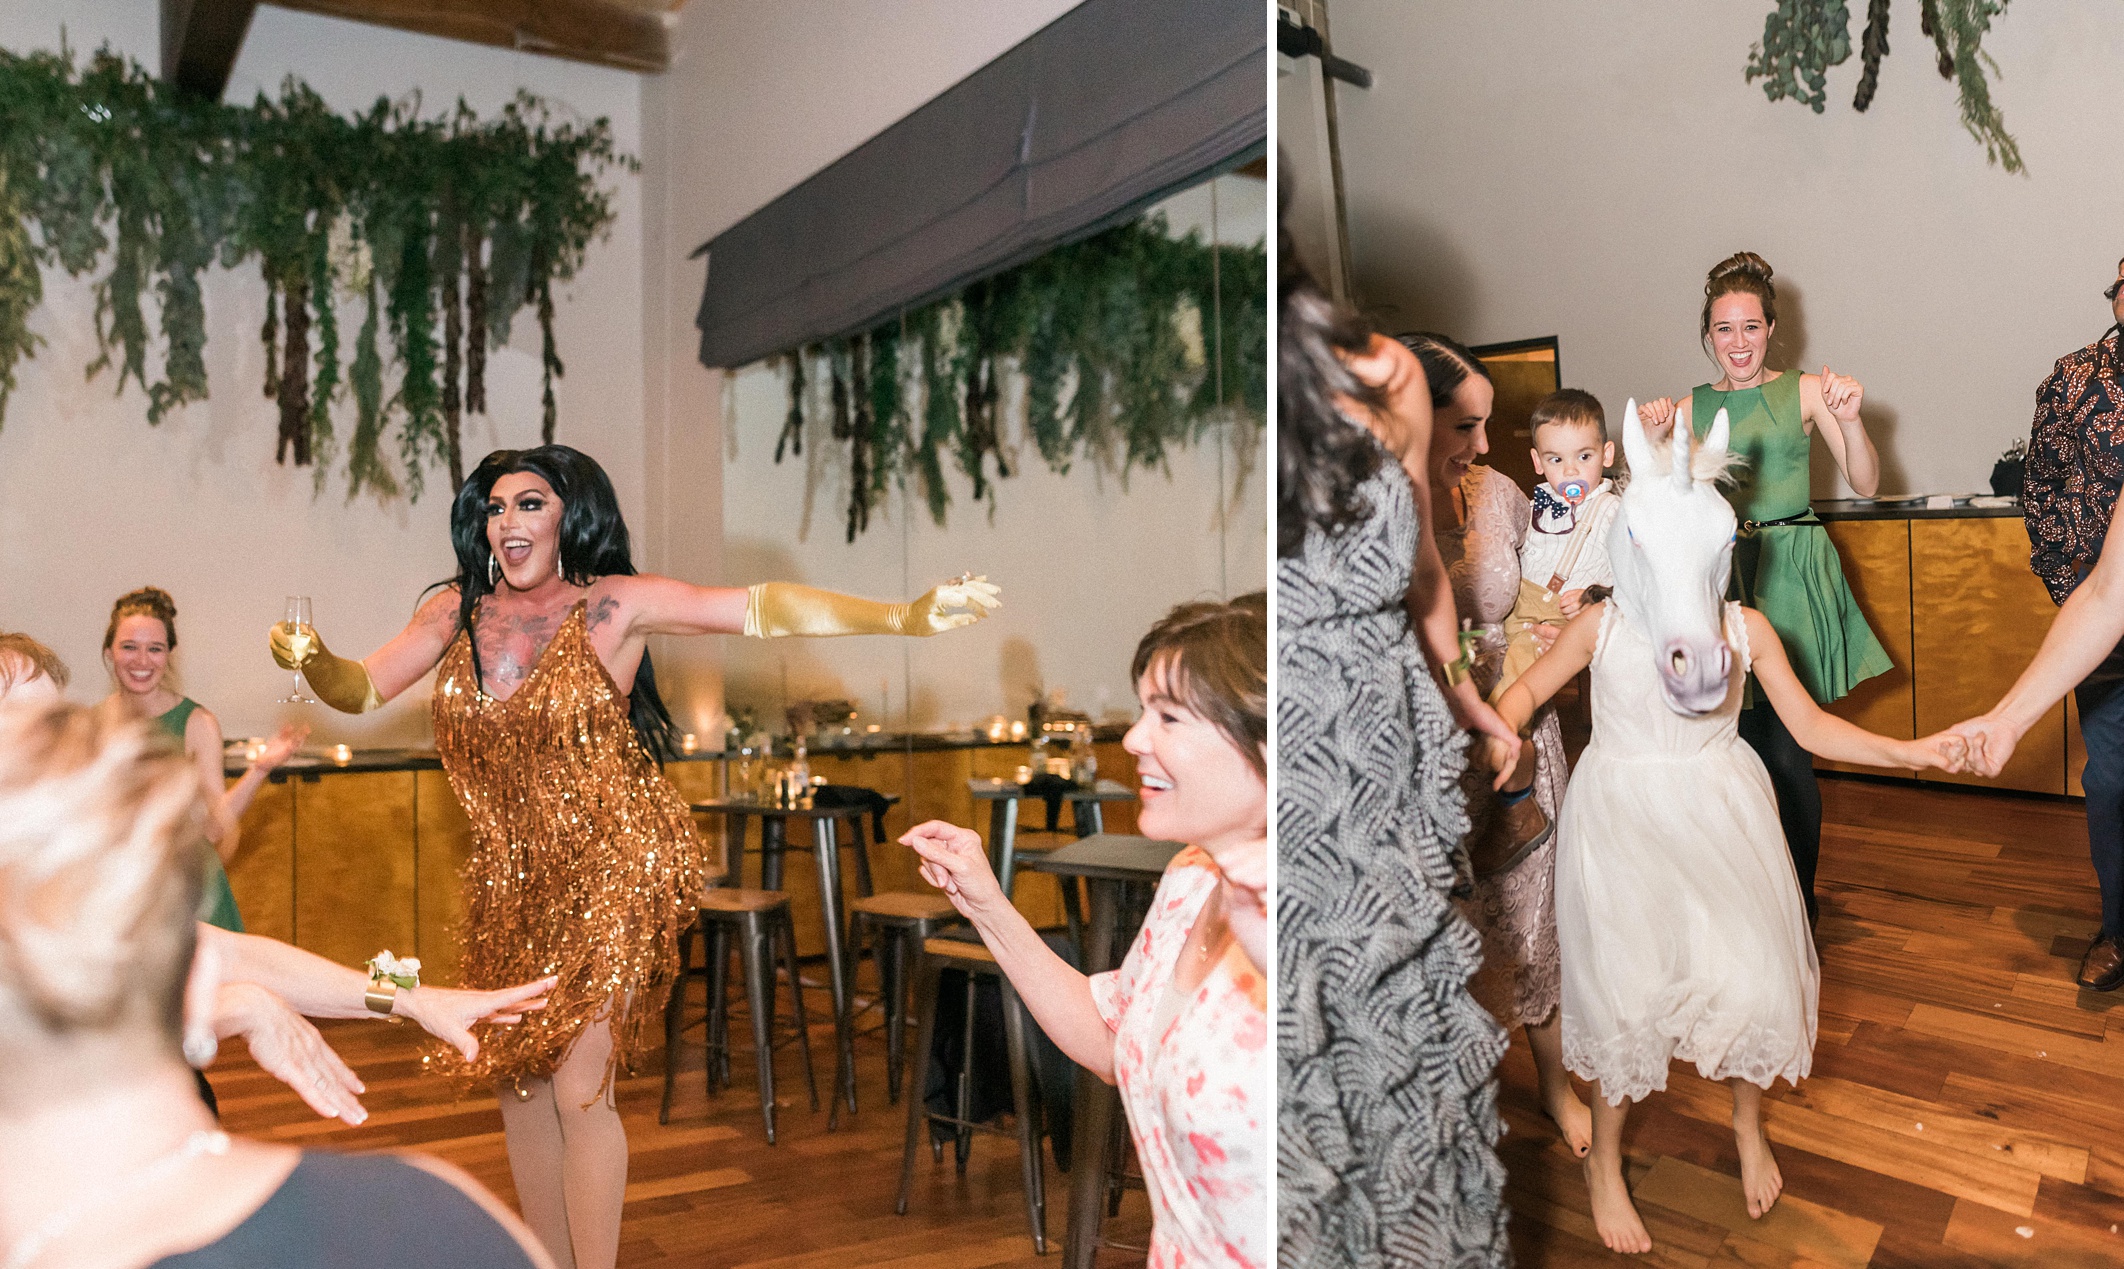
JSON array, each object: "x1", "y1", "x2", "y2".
[
  {"x1": 1734, "y1": 1119, "x2": 1784, "y2": 1218},
  {"x1": 1542, "y1": 1080, "x2": 1593, "y2": 1157},
  {"x1": 1584, "y1": 1153, "x2": 1652, "y2": 1254}
]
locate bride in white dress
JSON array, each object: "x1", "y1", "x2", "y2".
[{"x1": 1484, "y1": 403, "x2": 1966, "y2": 1254}]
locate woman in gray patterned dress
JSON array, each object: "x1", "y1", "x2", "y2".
[
  {"x1": 1407, "y1": 332, "x2": 1593, "y2": 1159},
  {"x1": 1276, "y1": 215, "x2": 1515, "y2": 1267}
]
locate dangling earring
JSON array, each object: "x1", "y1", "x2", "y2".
[
  {"x1": 488, "y1": 553, "x2": 500, "y2": 588},
  {"x1": 558, "y1": 544, "x2": 570, "y2": 583}
]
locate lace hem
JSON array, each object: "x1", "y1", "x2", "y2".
[{"x1": 1562, "y1": 1006, "x2": 1812, "y2": 1106}]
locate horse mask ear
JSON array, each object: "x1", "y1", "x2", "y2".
[
  {"x1": 1668, "y1": 405, "x2": 1696, "y2": 490},
  {"x1": 1701, "y1": 407, "x2": 1732, "y2": 474},
  {"x1": 1621, "y1": 398, "x2": 1652, "y2": 477}
]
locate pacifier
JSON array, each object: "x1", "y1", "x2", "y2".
[{"x1": 1560, "y1": 479, "x2": 1589, "y2": 504}]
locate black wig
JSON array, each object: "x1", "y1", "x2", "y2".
[{"x1": 438, "y1": 444, "x2": 680, "y2": 759}]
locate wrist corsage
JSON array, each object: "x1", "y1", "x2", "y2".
[{"x1": 364, "y1": 950, "x2": 420, "y2": 1018}]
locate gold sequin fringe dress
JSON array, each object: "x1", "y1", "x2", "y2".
[{"x1": 431, "y1": 602, "x2": 706, "y2": 1092}]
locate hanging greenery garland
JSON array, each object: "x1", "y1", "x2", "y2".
[
  {"x1": 766, "y1": 215, "x2": 1266, "y2": 542},
  {"x1": 1745, "y1": 0, "x2": 2021, "y2": 172},
  {"x1": 0, "y1": 44, "x2": 633, "y2": 497}
]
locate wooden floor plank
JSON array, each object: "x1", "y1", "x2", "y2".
[{"x1": 1499, "y1": 777, "x2": 2124, "y2": 1264}]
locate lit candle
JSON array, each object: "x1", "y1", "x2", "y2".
[
  {"x1": 1014, "y1": 765, "x2": 1032, "y2": 785},
  {"x1": 680, "y1": 732, "x2": 698, "y2": 755},
  {"x1": 865, "y1": 724, "x2": 881, "y2": 734},
  {"x1": 986, "y1": 716, "x2": 1009, "y2": 743},
  {"x1": 331, "y1": 744, "x2": 352, "y2": 765},
  {"x1": 1009, "y1": 720, "x2": 1027, "y2": 742}
]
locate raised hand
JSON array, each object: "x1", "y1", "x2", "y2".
[
  {"x1": 904, "y1": 575, "x2": 1002, "y2": 635},
  {"x1": 901, "y1": 819, "x2": 1008, "y2": 920},
  {"x1": 398, "y1": 975, "x2": 558, "y2": 1063},
  {"x1": 1638, "y1": 398, "x2": 1678, "y2": 435},
  {"x1": 214, "y1": 981, "x2": 368, "y2": 1124},
  {"x1": 1820, "y1": 366, "x2": 1864, "y2": 424},
  {"x1": 254, "y1": 721, "x2": 311, "y2": 771},
  {"x1": 268, "y1": 620, "x2": 320, "y2": 671}
]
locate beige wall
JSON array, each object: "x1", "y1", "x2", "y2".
[
  {"x1": 1322, "y1": 1, "x2": 2124, "y2": 499},
  {"x1": 0, "y1": 0, "x2": 643, "y2": 745},
  {"x1": 649, "y1": 0, "x2": 1267, "y2": 737},
  {"x1": 717, "y1": 174, "x2": 1269, "y2": 735}
]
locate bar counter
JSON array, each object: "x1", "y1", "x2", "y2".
[
  {"x1": 1809, "y1": 496, "x2": 2084, "y2": 797},
  {"x1": 220, "y1": 729, "x2": 1139, "y2": 982}
]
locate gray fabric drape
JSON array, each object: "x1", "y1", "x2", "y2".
[{"x1": 692, "y1": 0, "x2": 1265, "y2": 370}]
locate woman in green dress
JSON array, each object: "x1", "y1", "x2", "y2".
[
  {"x1": 98, "y1": 586, "x2": 304, "y2": 931},
  {"x1": 1638, "y1": 252, "x2": 1891, "y2": 924}
]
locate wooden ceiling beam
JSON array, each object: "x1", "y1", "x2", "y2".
[
  {"x1": 263, "y1": 0, "x2": 670, "y2": 74},
  {"x1": 162, "y1": 0, "x2": 263, "y2": 100}
]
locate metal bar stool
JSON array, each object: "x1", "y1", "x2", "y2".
[
  {"x1": 846, "y1": 891, "x2": 963, "y2": 1102},
  {"x1": 659, "y1": 887, "x2": 819, "y2": 1143},
  {"x1": 895, "y1": 928, "x2": 1047, "y2": 1254}
]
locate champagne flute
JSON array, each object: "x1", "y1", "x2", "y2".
[{"x1": 278, "y1": 596, "x2": 319, "y2": 705}]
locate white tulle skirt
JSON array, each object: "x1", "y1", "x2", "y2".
[{"x1": 1554, "y1": 742, "x2": 1820, "y2": 1106}]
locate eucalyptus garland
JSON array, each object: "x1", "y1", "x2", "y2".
[
  {"x1": 767, "y1": 215, "x2": 1266, "y2": 542},
  {"x1": 0, "y1": 45, "x2": 632, "y2": 497},
  {"x1": 1746, "y1": 0, "x2": 2021, "y2": 172}
]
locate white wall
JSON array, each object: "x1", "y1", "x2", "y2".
[
  {"x1": 0, "y1": 1, "x2": 643, "y2": 744},
  {"x1": 644, "y1": 0, "x2": 1268, "y2": 737},
  {"x1": 1322, "y1": 1, "x2": 2124, "y2": 498}
]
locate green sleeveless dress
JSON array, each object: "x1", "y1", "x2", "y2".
[
  {"x1": 1692, "y1": 371, "x2": 1891, "y2": 703},
  {"x1": 155, "y1": 698, "x2": 245, "y2": 933}
]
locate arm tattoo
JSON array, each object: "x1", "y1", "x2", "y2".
[{"x1": 586, "y1": 595, "x2": 620, "y2": 634}]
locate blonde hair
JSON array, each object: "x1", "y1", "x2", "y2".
[
  {"x1": 104, "y1": 586, "x2": 179, "y2": 651},
  {"x1": 0, "y1": 704, "x2": 205, "y2": 1051},
  {"x1": 0, "y1": 633, "x2": 68, "y2": 691}
]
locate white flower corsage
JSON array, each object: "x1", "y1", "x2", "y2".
[{"x1": 366, "y1": 950, "x2": 421, "y2": 990}]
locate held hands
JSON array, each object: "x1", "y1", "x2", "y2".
[
  {"x1": 214, "y1": 981, "x2": 369, "y2": 1124},
  {"x1": 902, "y1": 819, "x2": 1009, "y2": 921},
  {"x1": 901, "y1": 576, "x2": 1003, "y2": 635},
  {"x1": 1901, "y1": 729, "x2": 1971, "y2": 774},
  {"x1": 1820, "y1": 366, "x2": 1863, "y2": 425},
  {"x1": 1448, "y1": 688, "x2": 1521, "y2": 789},
  {"x1": 398, "y1": 975, "x2": 558, "y2": 1063},
  {"x1": 1947, "y1": 714, "x2": 2022, "y2": 778}
]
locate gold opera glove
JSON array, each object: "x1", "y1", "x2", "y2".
[
  {"x1": 268, "y1": 623, "x2": 384, "y2": 714},
  {"x1": 743, "y1": 576, "x2": 1002, "y2": 639}
]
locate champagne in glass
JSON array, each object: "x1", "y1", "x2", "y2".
[{"x1": 278, "y1": 596, "x2": 319, "y2": 705}]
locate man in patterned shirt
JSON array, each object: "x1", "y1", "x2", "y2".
[{"x1": 2023, "y1": 256, "x2": 2124, "y2": 989}]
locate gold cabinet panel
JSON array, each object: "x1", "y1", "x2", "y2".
[
  {"x1": 1911, "y1": 518, "x2": 2063, "y2": 794},
  {"x1": 294, "y1": 772, "x2": 418, "y2": 968},
  {"x1": 226, "y1": 777, "x2": 295, "y2": 944},
  {"x1": 414, "y1": 769, "x2": 475, "y2": 986},
  {"x1": 1817, "y1": 520, "x2": 1914, "y2": 779}
]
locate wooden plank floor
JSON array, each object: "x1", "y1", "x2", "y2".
[
  {"x1": 206, "y1": 966, "x2": 1151, "y2": 1267},
  {"x1": 1501, "y1": 775, "x2": 2124, "y2": 1266}
]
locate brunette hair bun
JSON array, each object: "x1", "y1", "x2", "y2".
[
  {"x1": 1701, "y1": 251, "x2": 1779, "y2": 339},
  {"x1": 104, "y1": 587, "x2": 178, "y2": 651}
]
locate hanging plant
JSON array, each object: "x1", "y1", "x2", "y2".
[
  {"x1": 0, "y1": 45, "x2": 633, "y2": 498},
  {"x1": 1745, "y1": 0, "x2": 2021, "y2": 172},
  {"x1": 764, "y1": 214, "x2": 1266, "y2": 542}
]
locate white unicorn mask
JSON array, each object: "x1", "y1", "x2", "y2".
[{"x1": 1609, "y1": 399, "x2": 1740, "y2": 717}]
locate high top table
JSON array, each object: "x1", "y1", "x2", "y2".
[
  {"x1": 967, "y1": 776, "x2": 1136, "y2": 895},
  {"x1": 1020, "y1": 833, "x2": 1183, "y2": 1269},
  {"x1": 689, "y1": 798, "x2": 873, "y2": 1125}
]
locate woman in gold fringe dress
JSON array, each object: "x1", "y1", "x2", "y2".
[{"x1": 268, "y1": 445, "x2": 999, "y2": 1269}]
